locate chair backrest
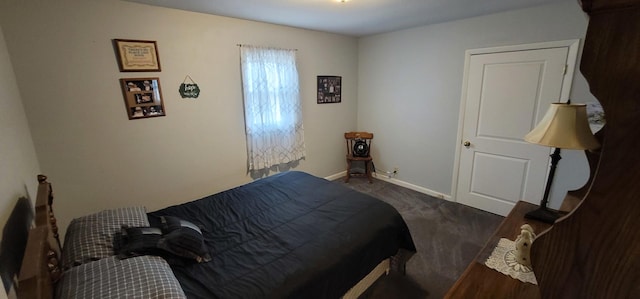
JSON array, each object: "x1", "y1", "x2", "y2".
[{"x1": 345, "y1": 132, "x2": 373, "y2": 157}]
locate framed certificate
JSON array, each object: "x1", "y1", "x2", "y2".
[{"x1": 113, "y1": 39, "x2": 161, "y2": 72}]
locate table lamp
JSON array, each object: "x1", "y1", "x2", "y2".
[{"x1": 523, "y1": 102, "x2": 600, "y2": 223}]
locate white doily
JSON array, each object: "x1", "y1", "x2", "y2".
[{"x1": 484, "y1": 238, "x2": 538, "y2": 285}]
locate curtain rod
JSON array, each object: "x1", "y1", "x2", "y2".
[{"x1": 236, "y1": 44, "x2": 298, "y2": 51}]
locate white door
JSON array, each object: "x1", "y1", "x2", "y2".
[{"x1": 455, "y1": 44, "x2": 575, "y2": 216}]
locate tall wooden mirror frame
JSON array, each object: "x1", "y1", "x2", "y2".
[{"x1": 530, "y1": 0, "x2": 640, "y2": 298}]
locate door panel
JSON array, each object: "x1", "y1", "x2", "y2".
[
  {"x1": 478, "y1": 63, "x2": 543, "y2": 140},
  {"x1": 457, "y1": 47, "x2": 569, "y2": 216},
  {"x1": 469, "y1": 153, "x2": 530, "y2": 215},
  {"x1": 471, "y1": 153, "x2": 529, "y2": 202}
]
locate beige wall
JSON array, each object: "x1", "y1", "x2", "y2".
[
  {"x1": 0, "y1": 23, "x2": 40, "y2": 299},
  {"x1": 0, "y1": 0, "x2": 359, "y2": 234},
  {"x1": 0, "y1": 25, "x2": 40, "y2": 240}
]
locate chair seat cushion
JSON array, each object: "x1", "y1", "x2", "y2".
[{"x1": 347, "y1": 155, "x2": 373, "y2": 161}]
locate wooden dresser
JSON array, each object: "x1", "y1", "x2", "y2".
[{"x1": 444, "y1": 201, "x2": 551, "y2": 298}]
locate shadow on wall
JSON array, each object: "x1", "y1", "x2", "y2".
[
  {"x1": 249, "y1": 158, "x2": 304, "y2": 180},
  {"x1": 0, "y1": 195, "x2": 34, "y2": 296}
]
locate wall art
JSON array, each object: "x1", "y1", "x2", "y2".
[
  {"x1": 179, "y1": 75, "x2": 201, "y2": 99},
  {"x1": 113, "y1": 39, "x2": 161, "y2": 72},
  {"x1": 120, "y1": 77, "x2": 166, "y2": 119},
  {"x1": 317, "y1": 76, "x2": 341, "y2": 104}
]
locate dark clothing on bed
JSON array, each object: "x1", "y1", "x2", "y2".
[{"x1": 149, "y1": 171, "x2": 416, "y2": 299}]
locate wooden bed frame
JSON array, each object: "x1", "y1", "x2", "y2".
[
  {"x1": 17, "y1": 175, "x2": 61, "y2": 299},
  {"x1": 15, "y1": 175, "x2": 397, "y2": 299}
]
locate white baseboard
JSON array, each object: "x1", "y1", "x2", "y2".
[
  {"x1": 324, "y1": 171, "x2": 347, "y2": 181},
  {"x1": 374, "y1": 175, "x2": 452, "y2": 201},
  {"x1": 325, "y1": 171, "x2": 451, "y2": 201}
]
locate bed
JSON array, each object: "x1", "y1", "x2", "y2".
[{"x1": 17, "y1": 171, "x2": 416, "y2": 298}]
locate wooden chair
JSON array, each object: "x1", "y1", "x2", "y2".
[{"x1": 344, "y1": 132, "x2": 374, "y2": 183}]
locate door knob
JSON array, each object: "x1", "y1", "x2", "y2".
[{"x1": 463, "y1": 141, "x2": 471, "y2": 147}]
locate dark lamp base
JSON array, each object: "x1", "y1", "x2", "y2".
[{"x1": 524, "y1": 207, "x2": 561, "y2": 224}]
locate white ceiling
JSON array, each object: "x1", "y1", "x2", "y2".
[{"x1": 126, "y1": 0, "x2": 563, "y2": 37}]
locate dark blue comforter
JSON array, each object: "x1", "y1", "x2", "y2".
[{"x1": 149, "y1": 171, "x2": 416, "y2": 299}]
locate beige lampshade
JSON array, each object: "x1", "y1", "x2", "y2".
[{"x1": 524, "y1": 103, "x2": 600, "y2": 150}]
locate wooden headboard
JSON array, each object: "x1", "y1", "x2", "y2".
[
  {"x1": 17, "y1": 175, "x2": 60, "y2": 299},
  {"x1": 34, "y1": 175, "x2": 61, "y2": 254},
  {"x1": 531, "y1": 0, "x2": 640, "y2": 298}
]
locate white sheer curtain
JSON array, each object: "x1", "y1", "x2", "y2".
[{"x1": 240, "y1": 45, "x2": 306, "y2": 173}]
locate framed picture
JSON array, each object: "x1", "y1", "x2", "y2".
[
  {"x1": 119, "y1": 78, "x2": 166, "y2": 119},
  {"x1": 317, "y1": 76, "x2": 341, "y2": 104},
  {"x1": 113, "y1": 39, "x2": 161, "y2": 72}
]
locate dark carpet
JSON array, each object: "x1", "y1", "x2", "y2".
[{"x1": 334, "y1": 177, "x2": 504, "y2": 299}]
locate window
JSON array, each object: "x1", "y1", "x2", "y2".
[{"x1": 240, "y1": 46, "x2": 306, "y2": 174}]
